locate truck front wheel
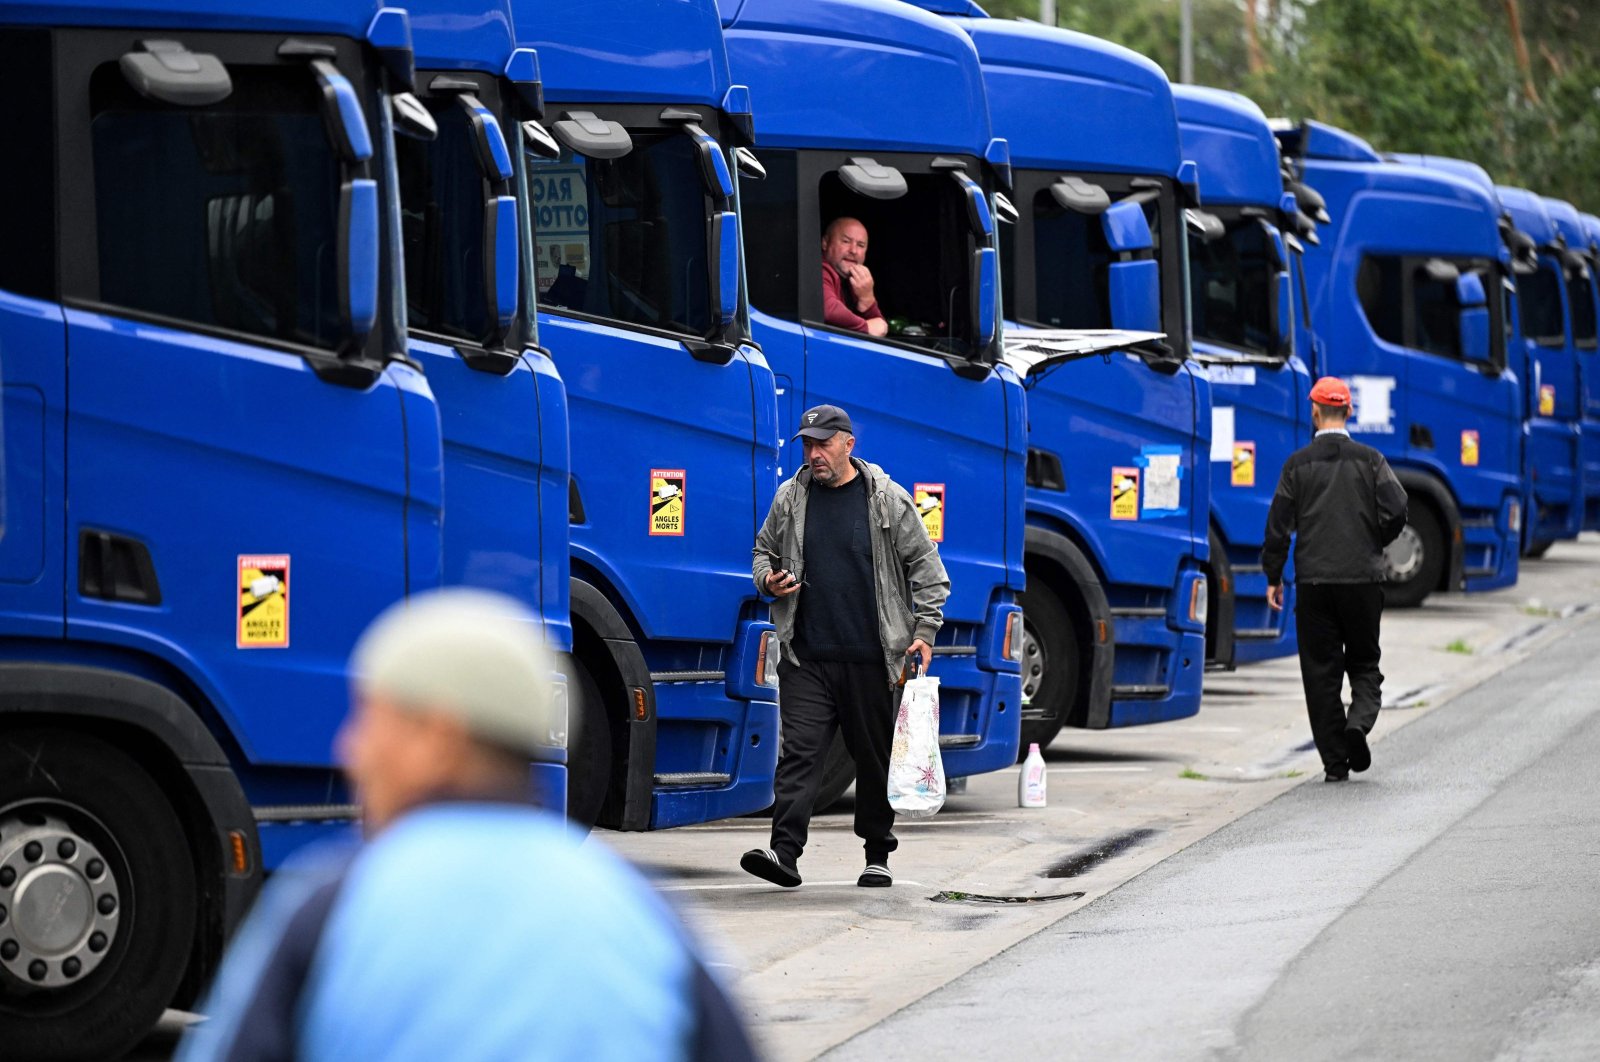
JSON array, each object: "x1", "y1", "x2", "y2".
[
  {"x1": 1383, "y1": 503, "x2": 1444, "y2": 608},
  {"x1": 1018, "y1": 583, "x2": 1078, "y2": 751},
  {"x1": 0, "y1": 728, "x2": 197, "y2": 1062},
  {"x1": 565, "y1": 658, "x2": 611, "y2": 833}
]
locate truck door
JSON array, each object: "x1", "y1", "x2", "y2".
[{"x1": 56, "y1": 30, "x2": 424, "y2": 767}]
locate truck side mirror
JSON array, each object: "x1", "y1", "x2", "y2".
[
  {"x1": 1102, "y1": 200, "x2": 1154, "y2": 254},
  {"x1": 341, "y1": 178, "x2": 379, "y2": 339},
  {"x1": 486, "y1": 195, "x2": 519, "y2": 333},
  {"x1": 1457, "y1": 271, "x2": 1491, "y2": 364},
  {"x1": 710, "y1": 210, "x2": 740, "y2": 327},
  {"x1": 973, "y1": 246, "x2": 997, "y2": 349},
  {"x1": 1103, "y1": 201, "x2": 1159, "y2": 332}
]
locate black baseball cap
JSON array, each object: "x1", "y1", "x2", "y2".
[{"x1": 793, "y1": 404, "x2": 854, "y2": 441}]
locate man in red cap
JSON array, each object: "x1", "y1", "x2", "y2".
[{"x1": 1262, "y1": 376, "x2": 1408, "y2": 781}]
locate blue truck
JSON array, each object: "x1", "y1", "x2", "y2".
[
  {"x1": 719, "y1": 0, "x2": 1025, "y2": 799},
  {"x1": 918, "y1": 8, "x2": 1211, "y2": 740},
  {"x1": 1496, "y1": 186, "x2": 1585, "y2": 556},
  {"x1": 1277, "y1": 121, "x2": 1522, "y2": 606},
  {"x1": 1541, "y1": 197, "x2": 1599, "y2": 534},
  {"x1": 1175, "y1": 85, "x2": 1315, "y2": 665},
  {"x1": 1384, "y1": 156, "x2": 1584, "y2": 560},
  {"x1": 0, "y1": 2, "x2": 471, "y2": 1055},
  {"x1": 1582, "y1": 210, "x2": 1600, "y2": 529},
  {"x1": 515, "y1": 0, "x2": 782, "y2": 829},
  {"x1": 399, "y1": 0, "x2": 572, "y2": 810}
]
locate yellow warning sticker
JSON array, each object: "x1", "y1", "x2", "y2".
[
  {"x1": 238, "y1": 554, "x2": 289, "y2": 649},
  {"x1": 1461, "y1": 430, "x2": 1480, "y2": 467},
  {"x1": 914, "y1": 483, "x2": 945, "y2": 542},
  {"x1": 1111, "y1": 467, "x2": 1140, "y2": 521},
  {"x1": 1231, "y1": 442, "x2": 1256, "y2": 487},
  {"x1": 1540, "y1": 384, "x2": 1556, "y2": 416},
  {"x1": 650, "y1": 469, "x2": 686, "y2": 536}
]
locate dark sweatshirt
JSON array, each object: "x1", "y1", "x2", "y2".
[{"x1": 1262, "y1": 431, "x2": 1409, "y2": 585}]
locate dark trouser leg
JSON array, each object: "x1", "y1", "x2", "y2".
[
  {"x1": 1340, "y1": 583, "x2": 1386, "y2": 735},
  {"x1": 769, "y1": 660, "x2": 840, "y2": 865},
  {"x1": 1295, "y1": 584, "x2": 1350, "y2": 768},
  {"x1": 833, "y1": 661, "x2": 899, "y2": 864}
]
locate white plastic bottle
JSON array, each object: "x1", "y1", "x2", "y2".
[{"x1": 1019, "y1": 742, "x2": 1047, "y2": 808}]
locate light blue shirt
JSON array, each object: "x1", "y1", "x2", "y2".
[{"x1": 183, "y1": 804, "x2": 695, "y2": 1062}]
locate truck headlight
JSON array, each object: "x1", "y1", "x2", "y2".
[
  {"x1": 755, "y1": 630, "x2": 780, "y2": 688},
  {"x1": 1507, "y1": 498, "x2": 1522, "y2": 534},
  {"x1": 1189, "y1": 577, "x2": 1209, "y2": 626},
  {"x1": 547, "y1": 677, "x2": 570, "y2": 750},
  {"x1": 1002, "y1": 610, "x2": 1024, "y2": 661}
]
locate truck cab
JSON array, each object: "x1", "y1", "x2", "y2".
[
  {"x1": 512, "y1": 0, "x2": 781, "y2": 830},
  {"x1": 1279, "y1": 122, "x2": 1522, "y2": 606},
  {"x1": 399, "y1": 0, "x2": 572, "y2": 812},
  {"x1": 1175, "y1": 85, "x2": 1313, "y2": 666},
  {"x1": 0, "y1": 2, "x2": 442, "y2": 1055},
  {"x1": 1541, "y1": 198, "x2": 1600, "y2": 533},
  {"x1": 719, "y1": 0, "x2": 1025, "y2": 798},
  {"x1": 1498, "y1": 186, "x2": 1584, "y2": 555},
  {"x1": 925, "y1": 11, "x2": 1211, "y2": 739}
]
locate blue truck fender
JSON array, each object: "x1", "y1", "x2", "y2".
[
  {"x1": 1391, "y1": 467, "x2": 1465, "y2": 592},
  {"x1": 0, "y1": 662, "x2": 259, "y2": 998},
  {"x1": 569, "y1": 580, "x2": 657, "y2": 831},
  {"x1": 1024, "y1": 525, "x2": 1114, "y2": 729}
]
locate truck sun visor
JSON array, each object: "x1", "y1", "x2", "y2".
[
  {"x1": 120, "y1": 40, "x2": 231, "y2": 106},
  {"x1": 551, "y1": 111, "x2": 632, "y2": 159},
  {"x1": 839, "y1": 157, "x2": 907, "y2": 200},
  {"x1": 1051, "y1": 176, "x2": 1110, "y2": 215}
]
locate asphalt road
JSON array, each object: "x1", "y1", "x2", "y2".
[{"x1": 827, "y1": 609, "x2": 1600, "y2": 1061}]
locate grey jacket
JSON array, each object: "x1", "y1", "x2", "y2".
[{"x1": 752, "y1": 458, "x2": 950, "y2": 689}]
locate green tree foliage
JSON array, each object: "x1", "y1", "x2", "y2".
[{"x1": 979, "y1": 0, "x2": 1600, "y2": 208}]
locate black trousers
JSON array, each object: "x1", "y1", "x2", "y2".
[
  {"x1": 1295, "y1": 582, "x2": 1385, "y2": 768},
  {"x1": 769, "y1": 658, "x2": 898, "y2": 866}
]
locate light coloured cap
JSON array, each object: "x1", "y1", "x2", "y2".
[{"x1": 351, "y1": 588, "x2": 558, "y2": 756}]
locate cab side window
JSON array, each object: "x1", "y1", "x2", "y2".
[
  {"x1": 89, "y1": 64, "x2": 346, "y2": 349},
  {"x1": 1356, "y1": 256, "x2": 1405, "y2": 347},
  {"x1": 1519, "y1": 264, "x2": 1566, "y2": 346},
  {"x1": 1565, "y1": 268, "x2": 1597, "y2": 349},
  {"x1": 739, "y1": 149, "x2": 799, "y2": 322},
  {"x1": 398, "y1": 99, "x2": 492, "y2": 345},
  {"x1": 0, "y1": 30, "x2": 57, "y2": 301}
]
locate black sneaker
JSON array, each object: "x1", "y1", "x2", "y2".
[
  {"x1": 1325, "y1": 764, "x2": 1350, "y2": 783},
  {"x1": 857, "y1": 862, "x2": 892, "y2": 888},
  {"x1": 1346, "y1": 728, "x2": 1372, "y2": 773},
  {"x1": 740, "y1": 848, "x2": 801, "y2": 888}
]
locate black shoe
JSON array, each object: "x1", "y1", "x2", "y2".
[
  {"x1": 857, "y1": 862, "x2": 892, "y2": 888},
  {"x1": 740, "y1": 848, "x2": 801, "y2": 887},
  {"x1": 1325, "y1": 764, "x2": 1350, "y2": 783},
  {"x1": 1346, "y1": 728, "x2": 1372, "y2": 773}
]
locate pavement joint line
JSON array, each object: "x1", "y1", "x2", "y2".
[{"x1": 658, "y1": 880, "x2": 931, "y2": 892}]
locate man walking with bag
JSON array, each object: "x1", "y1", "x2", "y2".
[
  {"x1": 1263, "y1": 377, "x2": 1408, "y2": 783},
  {"x1": 742, "y1": 405, "x2": 949, "y2": 888}
]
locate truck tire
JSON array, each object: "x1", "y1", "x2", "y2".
[
  {"x1": 1524, "y1": 539, "x2": 1553, "y2": 559},
  {"x1": 1203, "y1": 527, "x2": 1236, "y2": 670},
  {"x1": 1018, "y1": 582, "x2": 1078, "y2": 751},
  {"x1": 0, "y1": 728, "x2": 197, "y2": 1062},
  {"x1": 813, "y1": 735, "x2": 855, "y2": 813},
  {"x1": 1382, "y1": 503, "x2": 1444, "y2": 609},
  {"x1": 565, "y1": 658, "x2": 610, "y2": 833}
]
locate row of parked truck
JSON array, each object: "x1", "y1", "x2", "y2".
[{"x1": 3, "y1": 0, "x2": 1597, "y2": 1056}]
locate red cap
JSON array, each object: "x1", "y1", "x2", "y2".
[{"x1": 1309, "y1": 376, "x2": 1351, "y2": 407}]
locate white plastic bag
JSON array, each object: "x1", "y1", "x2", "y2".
[{"x1": 887, "y1": 673, "x2": 944, "y2": 819}]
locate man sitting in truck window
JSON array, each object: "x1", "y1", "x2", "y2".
[{"x1": 822, "y1": 216, "x2": 889, "y2": 337}]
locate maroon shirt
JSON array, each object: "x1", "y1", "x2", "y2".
[{"x1": 822, "y1": 265, "x2": 884, "y2": 333}]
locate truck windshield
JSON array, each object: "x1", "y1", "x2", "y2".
[
  {"x1": 90, "y1": 64, "x2": 346, "y2": 350},
  {"x1": 527, "y1": 132, "x2": 712, "y2": 338},
  {"x1": 1188, "y1": 215, "x2": 1273, "y2": 358}
]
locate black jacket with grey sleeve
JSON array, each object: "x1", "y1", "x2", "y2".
[{"x1": 1261, "y1": 432, "x2": 1408, "y2": 586}]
